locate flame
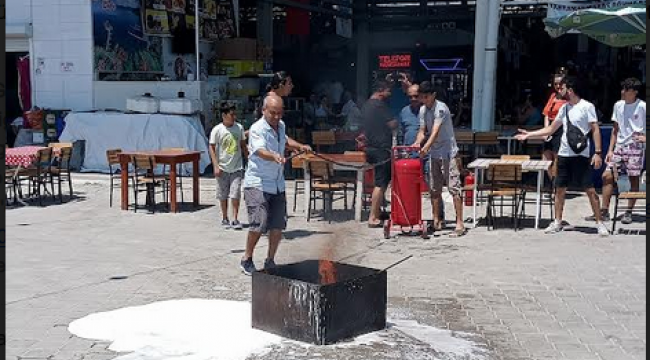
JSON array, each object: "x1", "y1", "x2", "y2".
[{"x1": 319, "y1": 260, "x2": 337, "y2": 285}]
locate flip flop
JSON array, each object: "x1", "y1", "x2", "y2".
[
  {"x1": 449, "y1": 228, "x2": 468, "y2": 238},
  {"x1": 368, "y1": 222, "x2": 384, "y2": 229}
]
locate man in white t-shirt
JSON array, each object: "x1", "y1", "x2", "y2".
[
  {"x1": 590, "y1": 78, "x2": 646, "y2": 224},
  {"x1": 209, "y1": 104, "x2": 248, "y2": 230},
  {"x1": 516, "y1": 77, "x2": 609, "y2": 236}
]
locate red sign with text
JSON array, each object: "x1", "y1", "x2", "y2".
[{"x1": 378, "y1": 54, "x2": 412, "y2": 69}]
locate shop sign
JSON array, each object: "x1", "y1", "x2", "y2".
[{"x1": 378, "y1": 54, "x2": 412, "y2": 69}]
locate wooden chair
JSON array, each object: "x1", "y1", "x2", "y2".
[
  {"x1": 131, "y1": 155, "x2": 169, "y2": 213},
  {"x1": 162, "y1": 147, "x2": 185, "y2": 203},
  {"x1": 611, "y1": 168, "x2": 646, "y2": 234},
  {"x1": 48, "y1": 142, "x2": 73, "y2": 151},
  {"x1": 485, "y1": 164, "x2": 527, "y2": 231},
  {"x1": 106, "y1": 149, "x2": 124, "y2": 207},
  {"x1": 455, "y1": 130, "x2": 474, "y2": 166},
  {"x1": 18, "y1": 147, "x2": 54, "y2": 206},
  {"x1": 291, "y1": 156, "x2": 305, "y2": 212},
  {"x1": 312, "y1": 131, "x2": 337, "y2": 153},
  {"x1": 502, "y1": 154, "x2": 555, "y2": 220},
  {"x1": 307, "y1": 161, "x2": 349, "y2": 223},
  {"x1": 5, "y1": 166, "x2": 20, "y2": 205},
  {"x1": 500, "y1": 155, "x2": 531, "y2": 161},
  {"x1": 50, "y1": 147, "x2": 73, "y2": 202},
  {"x1": 473, "y1": 132, "x2": 500, "y2": 158}
]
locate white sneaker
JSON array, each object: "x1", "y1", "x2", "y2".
[
  {"x1": 544, "y1": 221, "x2": 564, "y2": 234},
  {"x1": 597, "y1": 223, "x2": 610, "y2": 237}
]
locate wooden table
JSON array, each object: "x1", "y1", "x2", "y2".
[
  {"x1": 468, "y1": 158, "x2": 552, "y2": 229},
  {"x1": 297, "y1": 153, "x2": 367, "y2": 222},
  {"x1": 119, "y1": 150, "x2": 201, "y2": 213}
]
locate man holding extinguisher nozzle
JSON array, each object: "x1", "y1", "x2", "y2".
[{"x1": 412, "y1": 81, "x2": 467, "y2": 238}]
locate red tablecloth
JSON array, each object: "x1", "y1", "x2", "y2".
[{"x1": 5, "y1": 146, "x2": 47, "y2": 167}]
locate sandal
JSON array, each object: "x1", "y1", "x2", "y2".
[
  {"x1": 368, "y1": 222, "x2": 384, "y2": 228},
  {"x1": 449, "y1": 228, "x2": 467, "y2": 238}
]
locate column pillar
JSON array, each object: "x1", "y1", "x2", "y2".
[
  {"x1": 479, "y1": 0, "x2": 502, "y2": 132},
  {"x1": 471, "y1": 0, "x2": 489, "y2": 131}
]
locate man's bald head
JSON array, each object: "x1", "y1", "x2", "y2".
[
  {"x1": 262, "y1": 94, "x2": 284, "y2": 128},
  {"x1": 263, "y1": 94, "x2": 283, "y2": 109}
]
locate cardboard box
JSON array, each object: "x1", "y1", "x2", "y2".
[{"x1": 216, "y1": 38, "x2": 258, "y2": 60}]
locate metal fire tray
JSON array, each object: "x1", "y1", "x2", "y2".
[{"x1": 252, "y1": 260, "x2": 387, "y2": 345}]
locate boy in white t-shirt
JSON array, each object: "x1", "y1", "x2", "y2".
[
  {"x1": 516, "y1": 77, "x2": 609, "y2": 237},
  {"x1": 591, "y1": 78, "x2": 646, "y2": 224},
  {"x1": 209, "y1": 104, "x2": 248, "y2": 229}
]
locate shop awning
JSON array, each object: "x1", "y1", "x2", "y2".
[{"x1": 544, "y1": 1, "x2": 646, "y2": 47}]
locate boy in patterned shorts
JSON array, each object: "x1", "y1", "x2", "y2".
[{"x1": 588, "y1": 78, "x2": 646, "y2": 224}]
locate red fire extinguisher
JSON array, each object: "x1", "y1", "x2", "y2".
[{"x1": 464, "y1": 172, "x2": 475, "y2": 206}]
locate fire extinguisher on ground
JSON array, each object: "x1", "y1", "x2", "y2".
[{"x1": 464, "y1": 172, "x2": 475, "y2": 206}]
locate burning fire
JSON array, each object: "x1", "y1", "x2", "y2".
[{"x1": 319, "y1": 260, "x2": 337, "y2": 285}]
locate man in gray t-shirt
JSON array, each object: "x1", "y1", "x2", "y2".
[{"x1": 412, "y1": 81, "x2": 466, "y2": 237}]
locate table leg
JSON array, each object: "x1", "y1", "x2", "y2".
[
  {"x1": 535, "y1": 170, "x2": 544, "y2": 229},
  {"x1": 170, "y1": 161, "x2": 178, "y2": 213},
  {"x1": 355, "y1": 168, "x2": 364, "y2": 222},
  {"x1": 472, "y1": 168, "x2": 479, "y2": 228},
  {"x1": 120, "y1": 157, "x2": 129, "y2": 211},
  {"x1": 303, "y1": 162, "x2": 311, "y2": 215},
  {"x1": 193, "y1": 158, "x2": 200, "y2": 208}
]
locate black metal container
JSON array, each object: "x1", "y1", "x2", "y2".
[{"x1": 252, "y1": 260, "x2": 387, "y2": 345}]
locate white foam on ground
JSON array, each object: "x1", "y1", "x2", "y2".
[{"x1": 69, "y1": 299, "x2": 487, "y2": 360}]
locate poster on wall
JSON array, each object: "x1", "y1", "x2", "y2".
[
  {"x1": 142, "y1": 0, "x2": 236, "y2": 40},
  {"x1": 93, "y1": 0, "x2": 164, "y2": 78}
]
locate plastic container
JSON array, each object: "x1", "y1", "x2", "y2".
[
  {"x1": 159, "y1": 92, "x2": 200, "y2": 115},
  {"x1": 126, "y1": 93, "x2": 160, "y2": 114}
]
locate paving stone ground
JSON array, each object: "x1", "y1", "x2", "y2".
[{"x1": 6, "y1": 174, "x2": 646, "y2": 360}]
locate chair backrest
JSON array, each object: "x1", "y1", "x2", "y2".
[
  {"x1": 291, "y1": 156, "x2": 304, "y2": 170},
  {"x1": 312, "y1": 131, "x2": 337, "y2": 145},
  {"x1": 49, "y1": 142, "x2": 73, "y2": 150},
  {"x1": 455, "y1": 131, "x2": 474, "y2": 145},
  {"x1": 36, "y1": 147, "x2": 53, "y2": 168},
  {"x1": 59, "y1": 147, "x2": 73, "y2": 169},
  {"x1": 474, "y1": 132, "x2": 500, "y2": 146},
  {"x1": 487, "y1": 164, "x2": 523, "y2": 184},
  {"x1": 309, "y1": 161, "x2": 334, "y2": 180},
  {"x1": 106, "y1": 149, "x2": 123, "y2": 165},
  {"x1": 501, "y1": 155, "x2": 531, "y2": 161},
  {"x1": 132, "y1": 154, "x2": 156, "y2": 172}
]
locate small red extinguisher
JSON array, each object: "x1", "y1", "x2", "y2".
[{"x1": 464, "y1": 172, "x2": 475, "y2": 206}]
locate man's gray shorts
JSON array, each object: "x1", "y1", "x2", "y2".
[
  {"x1": 244, "y1": 188, "x2": 287, "y2": 233},
  {"x1": 217, "y1": 170, "x2": 243, "y2": 201}
]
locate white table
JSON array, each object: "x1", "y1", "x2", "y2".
[
  {"x1": 59, "y1": 112, "x2": 211, "y2": 174},
  {"x1": 468, "y1": 158, "x2": 552, "y2": 229},
  {"x1": 299, "y1": 154, "x2": 367, "y2": 222}
]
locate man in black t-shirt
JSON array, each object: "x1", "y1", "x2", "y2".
[{"x1": 361, "y1": 80, "x2": 398, "y2": 227}]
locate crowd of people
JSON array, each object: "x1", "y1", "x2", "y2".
[{"x1": 209, "y1": 70, "x2": 645, "y2": 275}]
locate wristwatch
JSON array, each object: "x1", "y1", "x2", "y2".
[{"x1": 594, "y1": 150, "x2": 602, "y2": 155}]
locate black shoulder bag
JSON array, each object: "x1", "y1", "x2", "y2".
[{"x1": 565, "y1": 106, "x2": 591, "y2": 154}]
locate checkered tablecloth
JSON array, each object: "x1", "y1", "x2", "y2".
[{"x1": 5, "y1": 146, "x2": 47, "y2": 167}]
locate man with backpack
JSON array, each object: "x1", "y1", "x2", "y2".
[{"x1": 516, "y1": 77, "x2": 609, "y2": 237}]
